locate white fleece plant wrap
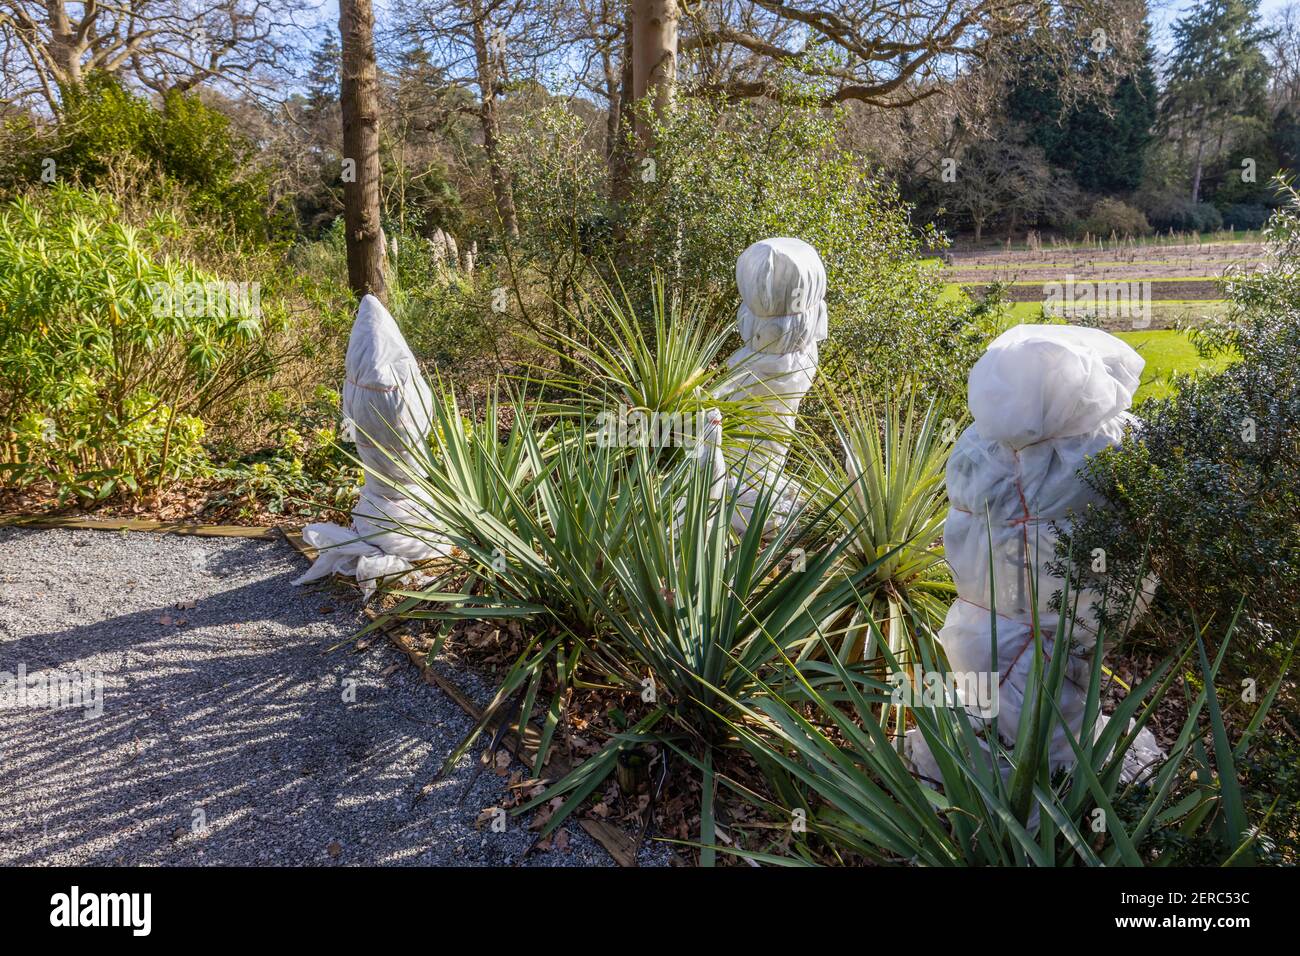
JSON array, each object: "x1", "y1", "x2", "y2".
[
  {"x1": 909, "y1": 324, "x2": 1162, "y2": 784},
  {"x1": 293, "y1": 295, "x2": 450, "y2": 596},
  {"x1": 716, "y1": 237, "x2": 828, "y2": 532}
]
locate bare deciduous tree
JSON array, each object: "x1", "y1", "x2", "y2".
[
  {"x1": 947, "y1": 133, "x2": 1071, "y2": 241},
  {"x1": 0, "y1": 0, "x2": 307, "y2": 111},
  {"x1": 678, "y1": 0, "x2": 1149, "y2": 111},
  {"x1": 1268, "y1": 3, "x2": 1300, "y2": 108},
  {"x1": 390, "y1": 0, "x2": 580, "y2": 239}
]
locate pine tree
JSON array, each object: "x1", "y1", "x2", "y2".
[
  {"x1": 1007, "y1": 29, "x2": 1157, "y2": 195},
  {"x1": 304, "y1": 33, "x2": 342, "y2": 121},
  {"x1": 1162, "y1": 0, "x2": 1272, "y2": 202}
]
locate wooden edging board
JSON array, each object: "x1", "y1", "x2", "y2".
[{"x1": 0, "y1": 513, "x2": 281, "y2": 537}]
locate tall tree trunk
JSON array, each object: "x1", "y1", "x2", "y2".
[
  {"x1": 469, "y1": 0, "x2": 519, "y2": 239},
  {"x1": 630, "y1": 0, "x2": 678, "y2": 151},
  {"x1": 339, "y1": 0, "x2": 387, "y2": 302},
  {"x1": 46, "y1": 0, "x2": 82, "y2": 89},
  {"x1": 610, "y1": 3, "x2": 636, "y2": 202},
  {"x1": 602, "y1": 45, "x2": 621, "y2": 161},
  {"x1": 1191, "y1": 117, "x2": 1207, "y2": 205}
]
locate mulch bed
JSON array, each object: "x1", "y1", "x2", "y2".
[{"x1": 0, "y1": 479, "x2": 346, "y2": 529}]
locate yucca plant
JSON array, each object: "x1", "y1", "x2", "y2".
[
  {"x1": 801, "y1": 385, "x2": 956, "y2": 647},
  {"x1": 531, "y1": 273, "x2": 770, "y2": 449},
  {"x1": 509, "y1": 449, "x2": 884, "y2": 863},
  {"x1": 429, "y1": 420, "x2": 657, "y2": 775},
  {"x1": 537, "y1": 274, "x2": 724, "y2": 411},
  {"x1": 416, "y1": 381, "x2": 542, "y2": 546},
  {"x1": 361, "y1": 385, "x2": 644, "y2": 773},
  {"x1": 717, "y1": 583, "x2": 1290, "y2": 866},
  {"x1": 793, "y1": 385, "x2": 958, "y2": 743}
]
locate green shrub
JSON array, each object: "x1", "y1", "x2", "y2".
[
  {"x1": 499, "y1": 95, "x2": 982, "y2": 401},
  {"x1": 386, "y1": 235, "x2": 498, "y2": 373},
  {"x1": 1, "y1": 74, "x2": 276, "y2": 240},
  {"x1": 1141, "y1": 192, "x2": 1225, "y2": 233},
  {"x1": 207, "y1": 386, "x2": 362, "y2": 519},
  {"x1": 149, "y1": 89, "x2": 275, "y2": 238},
  {"x1": 0, "y1": 186, "x2": 285, "y2": 499},
  {"x1": 1079, "y1": 198, "x2": 1152, "y2": 238},
  {"x1": 1221, "y1": 202, "x2": 1271, "y2": 231},
  {"x1": 633, "y1": 97, "x2": 980, "y2": 398},
  {"x1": 1237, "y1": 733, "x2": 1300, "y2": 864},
  {"x1": 1058, "y1": 183, "x2": 1300, "y2": 687},
  {"x1": 497, "y1": 99, "x2": 624, "y2": 355}
]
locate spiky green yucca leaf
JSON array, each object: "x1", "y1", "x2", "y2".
[
  {"x1": 361, "y1": 384, "x2": 658, "y2": 771},
  {"x1": 579, "y1": 444, "x2": 887, "y2": 728},
  {"x1": 531, "y1": 273, "x2": 778, "y2": 449},
  {"x1": 509, "y1": 448, "x2": 888, "y2": 861},
  {"x1": 797, "y1": 386, "x2": 957, "y2": 668},
  {"x1": 536, "y1": 274, "x2": 727, "y2": 410},
  {"x1": 720, "y1": 582, "x2": 1284, "y2": 866}
]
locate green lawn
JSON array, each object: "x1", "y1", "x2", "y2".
[
  {"x1": 935, "y1": 281, "x2": 1237, "y2": 402},
  {"x1": 1115, "y1": 329, "x2": 1238, "y2": 402}
]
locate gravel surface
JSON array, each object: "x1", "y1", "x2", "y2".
[{"x1": 0, "y1": 527, "x2": 663, "y2": 867}]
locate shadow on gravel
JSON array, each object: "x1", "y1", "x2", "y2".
[{"x1": 0, "y1": 533, "x2": 619, "y2": 866}]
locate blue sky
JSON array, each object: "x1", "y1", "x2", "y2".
[
  {"x1": 296, "y1": 1, "x2": 1296, "y2": 78},
  {"x1": 313, "y1": 1, "x2": 1297, "y2": 50}
]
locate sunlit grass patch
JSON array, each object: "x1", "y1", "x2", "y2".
[{"x1": 1116, "y1": 329, "x2": 1239, "y2": 402}]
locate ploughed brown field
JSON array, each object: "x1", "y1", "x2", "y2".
[
  {"x1": 968, "y1": 279, "x2": 1224, "y2": 302},
  {"x1": 943, "y1": 236, "x2": 1271, "y2": 331},
  {"x1": 945, "y1": 238, "x2": 1267, "y2": 289}
]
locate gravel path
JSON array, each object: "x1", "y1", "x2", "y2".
[{"x1": 0, "y1": 527, "x2": 654, "y2": 866}]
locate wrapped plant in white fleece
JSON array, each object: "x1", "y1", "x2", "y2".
[
  {"x1": 293, "y1": 295, "x2": 450, "y2": 596},
  {"x1": 715, "y1": 237, "x2": 828, "y2": 533},
  {"x1": 910, "y1": 324, "x2": 1161, "y2": 783}
]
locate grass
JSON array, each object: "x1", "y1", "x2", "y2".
[
  {"x1": 995, "y1": 301, "x2": 1229, "y2": 321},
  {"x1": 969, "y1": 305, "x2": 1238, "y2": 401},
  {"x1": 1116, "y1": 329, "x2": 1239, "y2": 402},
  {"x1": 937, "y1": 275, "x2": 1239, "y2": 402}
]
